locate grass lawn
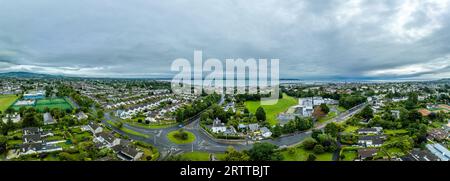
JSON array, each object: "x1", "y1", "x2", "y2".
[
  {"x1": 179, "y1": 151, "x2": 211, "y2": 161},
  {"x1": 280, "y1": 147, "x2": 333, "y2": 161},
  {"x1": 167, "y1": 129, "x2": 196, "y2": 144},
  {"x1": 245, "y1": 93, "x2": 298, "y2": 125},
  {"x1": 137, "y1": 145, "x2": 159, "y2": 161},
  {"x1": 124, "y1": 119, "x2": 177, "y2": 129},
  {"x1": 384, "y1": 129, "x2": 409, "y2": 135},
  {"x1": 317, "y1": 111, "x2": 337, "y2": 123},
  {"x1": 6, "y1": 139, "x2": 22, "y2": 146},
  {"x1": 343, "y1": 125, "x2": 360, "y2": 133},
  {"x1": 337, "y1": 106, "x2": 347, "y2": 112},
  {"x1": 107, "y1": 120, "x2": 150, "y2": 138},
  {"x1": 45, "y1": 135, "x2": 65, "y2": 141},
  {"x1": 215, "y1": 153, "x2": 226, "y2": 161},
  {"x1": 0, "y1": 94, "x2": 18, "y2": 112},
  {"x1": 340, "y1": 150, "x2": 357, "y2": 161},
  {"x1": 72, "y1": 132, "x2": 93, "y2": 141},
  {"x1": 385, "y1": 147, "x2": 405, "y2": 157},
  {"x1": 429, "y1": 121, "x2": 444, "y2": 128}
]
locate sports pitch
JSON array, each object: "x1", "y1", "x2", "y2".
[
  {"x1": 0, "y1": 94, "x2": 19, "y2": 112},
  {"x1": 11, "y1": 97, "x2": 74, "y2": 112}
]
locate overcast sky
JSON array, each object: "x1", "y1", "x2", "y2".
[{"x1": 0, "y1": 0, "x2": 450, "y2": 80}]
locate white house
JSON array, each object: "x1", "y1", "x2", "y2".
[
  {"x1": 76, "y1": 112, "x2": 89, "y2": 120},
  {"x1": 94, "y1": 132, "x2": 121, "y2": 148},
  {"x1": 2, "y1": 113, "x2": 21, "y2": 124},
  {"x1": 43, "y1": 112, "x2": 56, "y2": 125},
  {"x1": 211, "y1": 118, "x2": 227, "y2": 133},
  {"x1": 88, "y1": 122, "x2": 103, "y2": 134},
  {"x1": 391, "y1": 110, "x2": 400, "y2": 119},
  {"x1": 260, "y1": 127, "x2": 272, "y2": 138}
]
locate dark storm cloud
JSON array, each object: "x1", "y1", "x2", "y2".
[{"x1": 0, "y1": 0, "x2": 449, "y2": 79}]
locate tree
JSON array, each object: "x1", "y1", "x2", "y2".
[
  {"x1": 311, "y1": 129, "x2": 322, "y2": 140},
  {"x1": 405, "y1": 92, "x2": 418, "y2": 110},
  {"x1": 176, "y1": 109, "x2": 185, "y2": 122},
  {"x1": 302, "y1": 137, "x2": 318, "y2": 150},
  {"x1": 359, "y1": 105, "x2": 374, "y2": 120},
  {"x1": 0, "y1": 135, "x2": 7, "y2": 154},
  {"x1": 97, "y1": 110, "x2": 104, "y2": 119},
  {"x1": 255, "y1": 107, "x2": 266, "y2": 122},
  {"x1": 272, "y1": 125, "x2": 283, "y2": 138},
  {"x1": 200, "y1": 112, "x2": 210, "y2": 123},
  {"x1": 117, "y1": 122, "x2": 123, "y2": 129},
  {"x1": 306, "y1": 154, "x2": 316, "y2": 161},
  {"x1": 224, "y1": 146, "x2": 250, "y2": 161},
  {"x1": 296, "y1": 117, "x2": 313, "y2": 131},
  {"x1": 247, "y1": 142, "x2": 282, "y2": 161},
  {"x1": 313, "y1": 145, "x2": 325, "y2": 154},
  {"x1": 22, "y1": 112, "x2": 39, "y2": 128},
  {"x1": 324, "y1": 123, "x2": 339, "y2": 137},
  {"x1": 320, "y1": 104, "x2": 330, "y2": 114},
  {"x1": 243, "y1": 108, "x2": 249, "y2": 114}
]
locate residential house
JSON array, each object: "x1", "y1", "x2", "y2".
[
  {"x1": 260, "y1": 127, "x2": 272, "y2": 138},
  {"x1": 358, "y1": 135, "x2": 385, "y2": 147},
  {"x1": 427, "y1": 128, "x2": 448, "y2": 141},
  {"x1": 224, "y1": 126, "x2": 237, "y2": 135},
  {"x1": 211, "y1": 118, "x2": 227, "y2": 133},
  {"x1": 94, "y1": 132, "x2": 120, "y2": 148},
  {"x1": 43, "y1": 112, "x2": 56, "y2": 125},
  {"x1": 2, "y1": 113, "x2": 21, "y2": 124},
  {"x1": 357, "y1": 148, "x2": 378, "y2": 160},
  {"x1": 23, "y1": 127, "x2": 42, "y2": 135},
  {"x1": 112, "y1": 140, "x2": 143, "y2": 161},
  {"x1": 391, "y1": 110, "x2": 400, "y2": 119},
  {"x1": 401, "y1": 149, "x2": 440, "y2": 161},
  {"x1": 87, "y1": 121, "x2": 103, "y2": 134},
  {"x1": 357, "y1": 127, "x2": 383, "y2": 135},
  {"x1": 19, "y1": 143, "x2": 62, "y2": 156},
  {"x1": 248, "y1": 123, "x2": 260, "y2": 133},
  {"x1": 22, "y1": 134, "x2": 43, "y2": 144},
  {"x1": 238, "y1": 124, "x2": 248, "y2": 131},
  {"x1": 76, "y1": 112, "x2": 89, "y2": 120}
]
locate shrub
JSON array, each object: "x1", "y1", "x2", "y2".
[
  {"x1": 173, "y1": 130, "x2": 188, "y2": 140},
  {"x1": 307, "y1": 154, "x2": 316, "y2": 161},
  {"x1": 302, "y1": 138, "x2": 318, "y2": 150},
  {"x1": 313, "y1": 145, "x2": 325, "y2": 154}
]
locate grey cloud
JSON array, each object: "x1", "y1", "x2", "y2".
[{"x1": 0, "y1": 0, "x2": 449, "y2": 79}]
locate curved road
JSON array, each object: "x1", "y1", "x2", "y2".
[{"x1": 102, "y1": 95, "x2": 367, "y2": 159}]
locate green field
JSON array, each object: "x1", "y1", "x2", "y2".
[
  {"x1": 245, "y1": 93, "x2": 298, "y2": 125},
  {"x1": 11, "y1": 97, "x2": 73, "y2": 112},
  {"x1": 167, "y1": 129, "x2": 196, "y2": 144},
  {"x1": 340, "y1": 148, "x2": 358, "y2": 161},
  {"x1": 107, "y1": 120, "x2": 151, "y2": 138},
  {"x1": 317, "y1": 111, "x2": 337, "y2": 123},
  {"x1": 280, "y1": 147, "x2": 333, "y2": 161},
  {"x1": 384, "y1": 129, "x2": 409, "y2": 135},
  {"x1": 343, "y1": 125, "x2": 360, "y2": 133},
  {"x1": 0, "y1": 94, "x2": 19, "y2": 112}
]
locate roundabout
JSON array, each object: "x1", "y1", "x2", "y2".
[{"x1": 166, "y1": 129, "x2": 196, "y2": 144}]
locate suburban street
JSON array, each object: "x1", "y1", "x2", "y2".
[{"x1": 102, "y1": 94, "x2": 367, "y2": 159}]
